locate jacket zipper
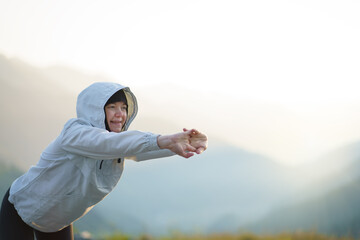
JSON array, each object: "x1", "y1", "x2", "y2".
[{"x1": 99, "y1": 160, "x2": 104, "y2": 169}]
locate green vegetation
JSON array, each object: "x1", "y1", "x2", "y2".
[
  {"x1": 101, "y1": 232, "x2": 357, "y2": 240},
  {"x1": 102, "y1": 232, "x2": 131, "y2": 240}
]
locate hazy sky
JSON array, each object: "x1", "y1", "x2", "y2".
[{"x1": 1, "y1": 0, "x2": 360, "y2": 165}]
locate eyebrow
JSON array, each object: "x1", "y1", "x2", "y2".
[{"x1": 107, "y1": 102, "x2": 127, "y2": 106}]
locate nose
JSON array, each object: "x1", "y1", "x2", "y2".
[{"x1": 115, "y1": 108, "x2": 125, "y2": 118}]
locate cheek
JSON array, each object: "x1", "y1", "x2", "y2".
[{"x1": 105, "y1": 109, "x2": 114, "y2": 120}]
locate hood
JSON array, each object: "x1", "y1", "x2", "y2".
[{"x1": 76, "y1": 82, "x2": 138, "y2": 130}]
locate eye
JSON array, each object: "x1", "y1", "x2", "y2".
[{"x1": 106, "y1": 104, "x2": 116, "y2": 109}]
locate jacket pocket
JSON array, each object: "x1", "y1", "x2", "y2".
[
  {"x1": 95, "y1": 159, "x2": 123, "y2": 188},
  {"x1": 31, "y1": 193, "x2": 85, "y2": 232}
]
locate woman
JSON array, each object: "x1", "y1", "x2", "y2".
[{"x1": 0, "y1": 82, "x2": 208, "y2": 240}]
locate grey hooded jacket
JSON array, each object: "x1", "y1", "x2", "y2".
[{"x1": 9, "y1": 82, "x2": 174, "y2": 232}]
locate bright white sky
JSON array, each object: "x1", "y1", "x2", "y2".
[{"x1": 1, "y1": 0, "x2": 360, "y2": 165}]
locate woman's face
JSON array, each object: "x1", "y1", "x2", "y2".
[{"x1": 104, "y1": 101, "x2": 127, "y2": 132}]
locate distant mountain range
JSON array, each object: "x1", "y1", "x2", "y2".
[
  {"x1": 1, "y1": 53, "x2": 360, "y2": 237},
  {"x1": 0, "y1": 160, "x2": 23, "y2": 196},
  {"x1": 247, "y1": 177, "x2": 360, "y2": 237},
  {"x1": 245, "y1": 141, "x2": 360, "y2": 237}
]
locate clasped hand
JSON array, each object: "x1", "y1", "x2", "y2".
[{"x1": 157, "y1": 128, "x2": 208, "y2": 158}]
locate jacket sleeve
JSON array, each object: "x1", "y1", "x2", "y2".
[
  {"x1": 126, "y1": 149, "x2": 175, "y2": 162},
  {"x1": 60, "y1": 119, "x2": 163, "y2": 159}
]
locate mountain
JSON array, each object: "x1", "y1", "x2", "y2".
[
  {"x1": 0, "y1": 160, "x2": 23, "y2": 197},
  {"x1": 0, "y1": 54, "x2": 78, "y2": 169},
  {"x1": 243, "y1": 141, "x2": 360, "y2": 237},
  {"x1": 247, "y1": 177, "x2": 360, "y2": 237}
]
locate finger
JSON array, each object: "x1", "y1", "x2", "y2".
[
  {"x1": 183, "y1": 129, "x2": 197, "y2": 138},
  {"x1": 190, "y1": 129, "x2": 199, "y2": 134},
  {"x1": 185, "y1": 144, "x2": 197, "y2": 153},
  {"x1": 183, "y1": 152, "x2": 194, "y2": 158},
  {"x1": 186, "y1": 128, "x2": 200, "y2": 136},
  {"x1": 196, "y1": 147, "x2": 206, "y2": 154},
  {"x1": 180, "y1": 148, "x2": 195, "y2": 158}
]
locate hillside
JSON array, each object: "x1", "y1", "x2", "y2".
[
  {"x1": 0, "y1": 160, "x2": 23, "y2": 197},
  {"x1": 0, "y1": 54, "x2": 77, "y2": 169},
  {"x1": 244, "y1": 141, "x2": 360, "y2": 236},
  {"x1": 247, "y1": 177, "x2": 360, "y2": 237}
]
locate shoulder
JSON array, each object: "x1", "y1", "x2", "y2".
[
  {"x1": 61, "y1": 118, "x2": 103, "y2": 139},
  {"x1": 62, "y1": 118, "x2": 95, "y2": 132},
  {"x1": 61, "y1": 118, "x2": 110, "y2": 138}
]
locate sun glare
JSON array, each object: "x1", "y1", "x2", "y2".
[{"x1": 1, "y1": 0, "x2": 360, "y2": 165}]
